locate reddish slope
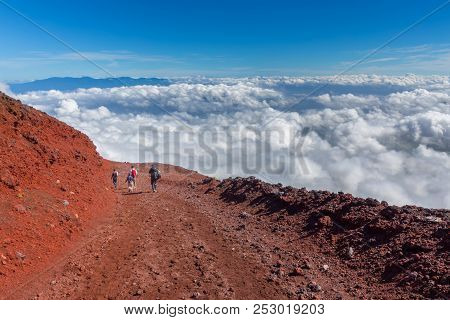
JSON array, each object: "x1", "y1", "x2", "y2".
[
  {"x1": 212, "y1": 177, "x2": 449, "y2": 299},
  {"x1": 0, "y1": 93, "x2": 115, "y2": 295}
]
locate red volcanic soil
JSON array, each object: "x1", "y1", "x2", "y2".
[
  {"x1": 0, "y1": 92, "x2": 448, "y2": 299},
  {"x1": 0, "y1": 93, "x2": 115, "y2": 296}
]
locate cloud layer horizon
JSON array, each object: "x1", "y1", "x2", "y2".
[{"x1": 10, "y1": 75, "x2": 450, "y2": 209}]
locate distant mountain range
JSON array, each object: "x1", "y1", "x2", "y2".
[{"x1": 9, "y1": 77, "x2": 171, "y2": 94}]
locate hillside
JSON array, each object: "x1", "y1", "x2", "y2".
[
  {"x1": 0, "y1": 93, "x2": 115, "y2": 296},
  {"x1": 0, "y1": 92, "x2": 448, "y2": 299}
]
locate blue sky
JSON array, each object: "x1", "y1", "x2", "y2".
[{"x1": 0, "y1": 0, "x2": 449, "y2": 81}]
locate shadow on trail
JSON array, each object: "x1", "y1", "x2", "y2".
[{"x1": 121, "y1": 191, "x2": 152, "y2": 196}]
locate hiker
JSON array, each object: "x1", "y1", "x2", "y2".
[
  {"x1": 130, "y1": 165, "x2": 138, "y2": 190},
  {"x1": 111, "y1": 168, "x2": 119, "y2": 189},
  {"x1": 149, "y1": 164, "x2": 161, "y2": 192},
  {"x1": 125, "y1": 172, "x2": 134, "y2": 192}
]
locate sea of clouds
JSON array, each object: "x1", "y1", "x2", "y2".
[{"x1": 10, "y1": 74, "x2": 450, "y2": 208}]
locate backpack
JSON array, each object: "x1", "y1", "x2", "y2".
[
  {"x1": 150, "y1": 168, "x2": 160, "y2": 180},
  {"x1": 131, "y1": 169, "x2": 137, "y2": 178}
]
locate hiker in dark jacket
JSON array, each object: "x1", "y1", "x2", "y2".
[
  {"x1": 111, "y1": 168, "x2": 119, "y2": 189},
  {"x1": 149, "y1": 164, "x2": 161, "y2": 192}
]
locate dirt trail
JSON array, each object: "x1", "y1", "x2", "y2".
[
  {"x1": 6, "y1": 162, "x2": 448, "y2": 300},
  {"x1": 8, "y1": 164, "x2": 285, "y2": 299}
]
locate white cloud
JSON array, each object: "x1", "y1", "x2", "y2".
[
  {"x1": 386, "y1": 89, "x2": 450, "y2": 114},
  {"x1": 247, "y1": 74, "x2": 450, "y2": 88},
  {"x1": 81, "y1": 106, "x2": 112, "y2": 121},
  {"x1": 315, "y1": 93, "x2": 380, "y2": 109},
  {"x1": 56, "y1": 99, "x2": 80, "y2": 116},
  {"x1": 16, "y1": 75, "x2": 450, "y2": 209},
  {"x1": 398, "y1": 111, "x2": 450, "y2": 149},
  {"x1": 17, "y1": 83, "x2": 289, "y2": 114},
  {"x1": 0, "y1": 82, "x2": 14, "y2": 97}
]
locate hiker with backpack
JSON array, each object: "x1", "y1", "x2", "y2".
[
  {"x1": 125, "y1": 172, "x2": 134, "y2": 192},
  {"x1": 111, "y1": 168, "x2": 119, "y2": 190},
  {"x1": 149, "y1": 164, "x2": 161, "y2": 192},
  {"x1": 130, "y1": 165, "x2": 138, "y2": 190}
]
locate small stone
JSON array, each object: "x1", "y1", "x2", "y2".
[
  {"x1": 289, "y1": 267, "x2": 303, "y2": 276},
  {"x1": 347, "y1": 247, "x2": 354, "y2": 259},
  {"x1": 63, "y1": 200, "x2": 69, "y2": 206},
  {"x1": 16, "y1": 251, "x2": 26, "y2": 260},
  {"x1": 50, "y1": 280, "x2": 57, "y2": 285},
  {"x1": 308, "y1": 282, "x2": 322, "y2": 292},
  {"x1": 301, "y1": 261, "x2": 311, "y2": 270},
  {"x1": 296, "y1": 287, "x2": 307, "y2": 295},
  {"x1": 201, "y1": 177, "x2": 213, "y2": 184},
  {"x1": 239, "y1": 211, "x2": 251, "y2": 219},
  {"x1": 322, "y1": 264, "x2": 329, "y2": 271},
  {"x1": 318, "y1": 215, "x2": 333, "y2": 227},
  {"x1": 56, "y1": 180, "x2": 60, "y2": 184},
  {"x1": 266, "y1": 273, "x2": 278, "y2": 283},
  {"x1": 424, "y1": 216, "x2": 442, "y2": 223}
]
